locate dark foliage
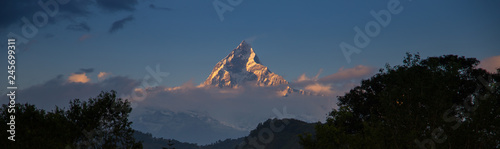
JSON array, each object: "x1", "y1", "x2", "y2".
[
  {"x1": 0, "y1": 91, "x2": 142, "y2": 149},
  {"x1": 301, "y1": 53, "x2": 500, "y2": 149}
]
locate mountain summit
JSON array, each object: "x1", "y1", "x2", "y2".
[{"x1": 203, "y1": 41, "x2": 288, "y2": 88}]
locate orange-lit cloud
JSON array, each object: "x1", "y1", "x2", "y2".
[
  {"x1": 293, "y1": 65, "x2": 374, "y2": 97},
  {"x1": 296, "y1": 69, "x2": 323, "y2": 82},
  {"x1": 165, "y1": 80, "x2": 196, "y2": 91},
  {"x1": 68, "y1": 73, "x2": 90, "y2": 83},
  {"x1": 478, "y1": 55, "x2": 500, "y2": 73},
  {"x1": 320, "y1": 65, "x2": 374, "y2": 82},
  {"x1": 98, "y1": 72, "x2": 111, "y2": 80},
  {"x1": 297, "y1": 74, "x2": 311, "y2": 82},
  {"x1": 79, "y1": 34, "x2": 91, "y2": 41},
  {"x1": 304, "y1": 83, "x2": 333, "y2": 95}
]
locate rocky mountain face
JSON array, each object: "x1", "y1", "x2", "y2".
[{"x1": 203, "y1": 41, "x2": 289, "y2": 88}]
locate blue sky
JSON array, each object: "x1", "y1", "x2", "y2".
[{"x1": 1, "y1": 0, "x2": 499, "y2": 88}]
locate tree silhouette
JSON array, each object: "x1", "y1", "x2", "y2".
[
  {"x1": 66, "y1": 90, "x2": 142, "y2": 148},
  {"x1": 162, "y1": 139, "x2": 175, "y2": 149},
  {"x1": 300, "y1": 53, "x2": 500, "y2": 148},
  {"x1": 0, "y1": 90, "x2": 143, "y2": 148}
]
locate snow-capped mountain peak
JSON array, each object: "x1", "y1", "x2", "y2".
[{"x1": 203, "y1": 41, "x2": 288, "y2": 88}]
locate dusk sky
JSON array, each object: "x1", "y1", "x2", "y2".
[
  {"x1": 1, "y1": 0, "x2": 500, "y2": 144},
  {"x1": 1, "y1": 0, "x2": 499, "y2": 89}
]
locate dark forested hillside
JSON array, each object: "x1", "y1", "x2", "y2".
[
  {"x1": 208, "y1": 119, "x2": 316, "y2": 149},
  {"x1": 136, "y1": 119, "x2": 316, "y2": 149},
  {"x1": 134, "y1": 131, "x2": 200, "y2": 149}
]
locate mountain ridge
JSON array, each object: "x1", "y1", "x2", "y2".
[
  {"x1": 202, "y1": 40, "x2": 289, "y2": 88},
  {"x1": 134, "y1": 118, "x2": 316, "y2": 149},
  {"x1": 201, "y1": 41, "x2": 312, "y2": 96}
]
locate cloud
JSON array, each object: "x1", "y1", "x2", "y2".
[
  {"x1": 109, "y1": 15, "x2": 134, "y2": 33},
  {"x1": 68, "y1": 73, "x2": 90, "y2": 83},
  {"x1": 98, "y1": 72, "x2": 111, "y2": 80},
  {"x1": 478, "y1": 55, "x2": 500, "y2": 73},
  {"x1": 128, "y1": 85, "x2": 335, "y2": 144},
  {"x1": 304, "y1": 83, "x2": 333, "y2": 96},
  {"x1": 296, "y1": 69, "x2": 323, "y2": 82},
  {"x1": 10, "y1": 71, "x2": 336, "y2": 143},
  {"x1": 5, "y1": 74, "x2": 140, "y2": 110},
  {"x1": 0, "y1": 1, "x2": 42, "y2": 28},
  {"x1": 149, "y1": 4, "x2": 171, "y2": 11},
  {"x1": 96, "y1": 0, "x2": 138, "y2": 12},
  {"x1": 100, "y1": 76, "x2": 141, "y2": 92},
  {"x1": 163, "y1": 79, "x2": 197, "y2": 92},
  {"x1": 291, "y1": 65, "x2": 375, "y2": 97},
  {"x1": 243, "y1": 34, "x2": 268, "y2": 45},
  {"x1": 79, "y1": 34, "x2": 92, "y2": 41},
  {"x1": 0, "y1": 0, "x2": 138, "y2": 37},
  {"x1": 19, "y1": 40, "x2": 38, "y2": 53},
  {"x1": 244, "y1": 36, "x2": 258, "y2": 44},
  {"x1": 0, "y1": 0, "x2": 93, "y2": 28},
  {"x1": 130, "y1": 85, "x2": 336, "y2": 131},
  {"x1": 58, "y1": 0, "x2": 94, "y2": 16},
  {"x1": 11, "y1": 73, "x2": 335, "y2": 130},
  {"x1": 297, "y1": 74, "x2": 310, "y2": 82},
  {"x1": 76, "y1": 68, "x2": 94, "y2": 74},
  {"x1": 66, "y1": 22, "x2": 91, "y2": 32},
  {"x1": 319, "y1": 65, "x2": 375, "y2": 83}
]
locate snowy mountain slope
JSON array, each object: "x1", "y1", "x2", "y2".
[
  {"x1": 202, "y1": 41, "x2": 288, "y2": 88},
  {"x1": 201, "y1": 40, "x2": 312, "y2": 96}
]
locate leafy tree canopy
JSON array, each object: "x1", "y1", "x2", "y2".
[
  {"x1": 301, "y1": 53, "x2": 500, "y2": 149},
  {"x1": 0, "y1": 90, "x2": 142, "y2": 149}
]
